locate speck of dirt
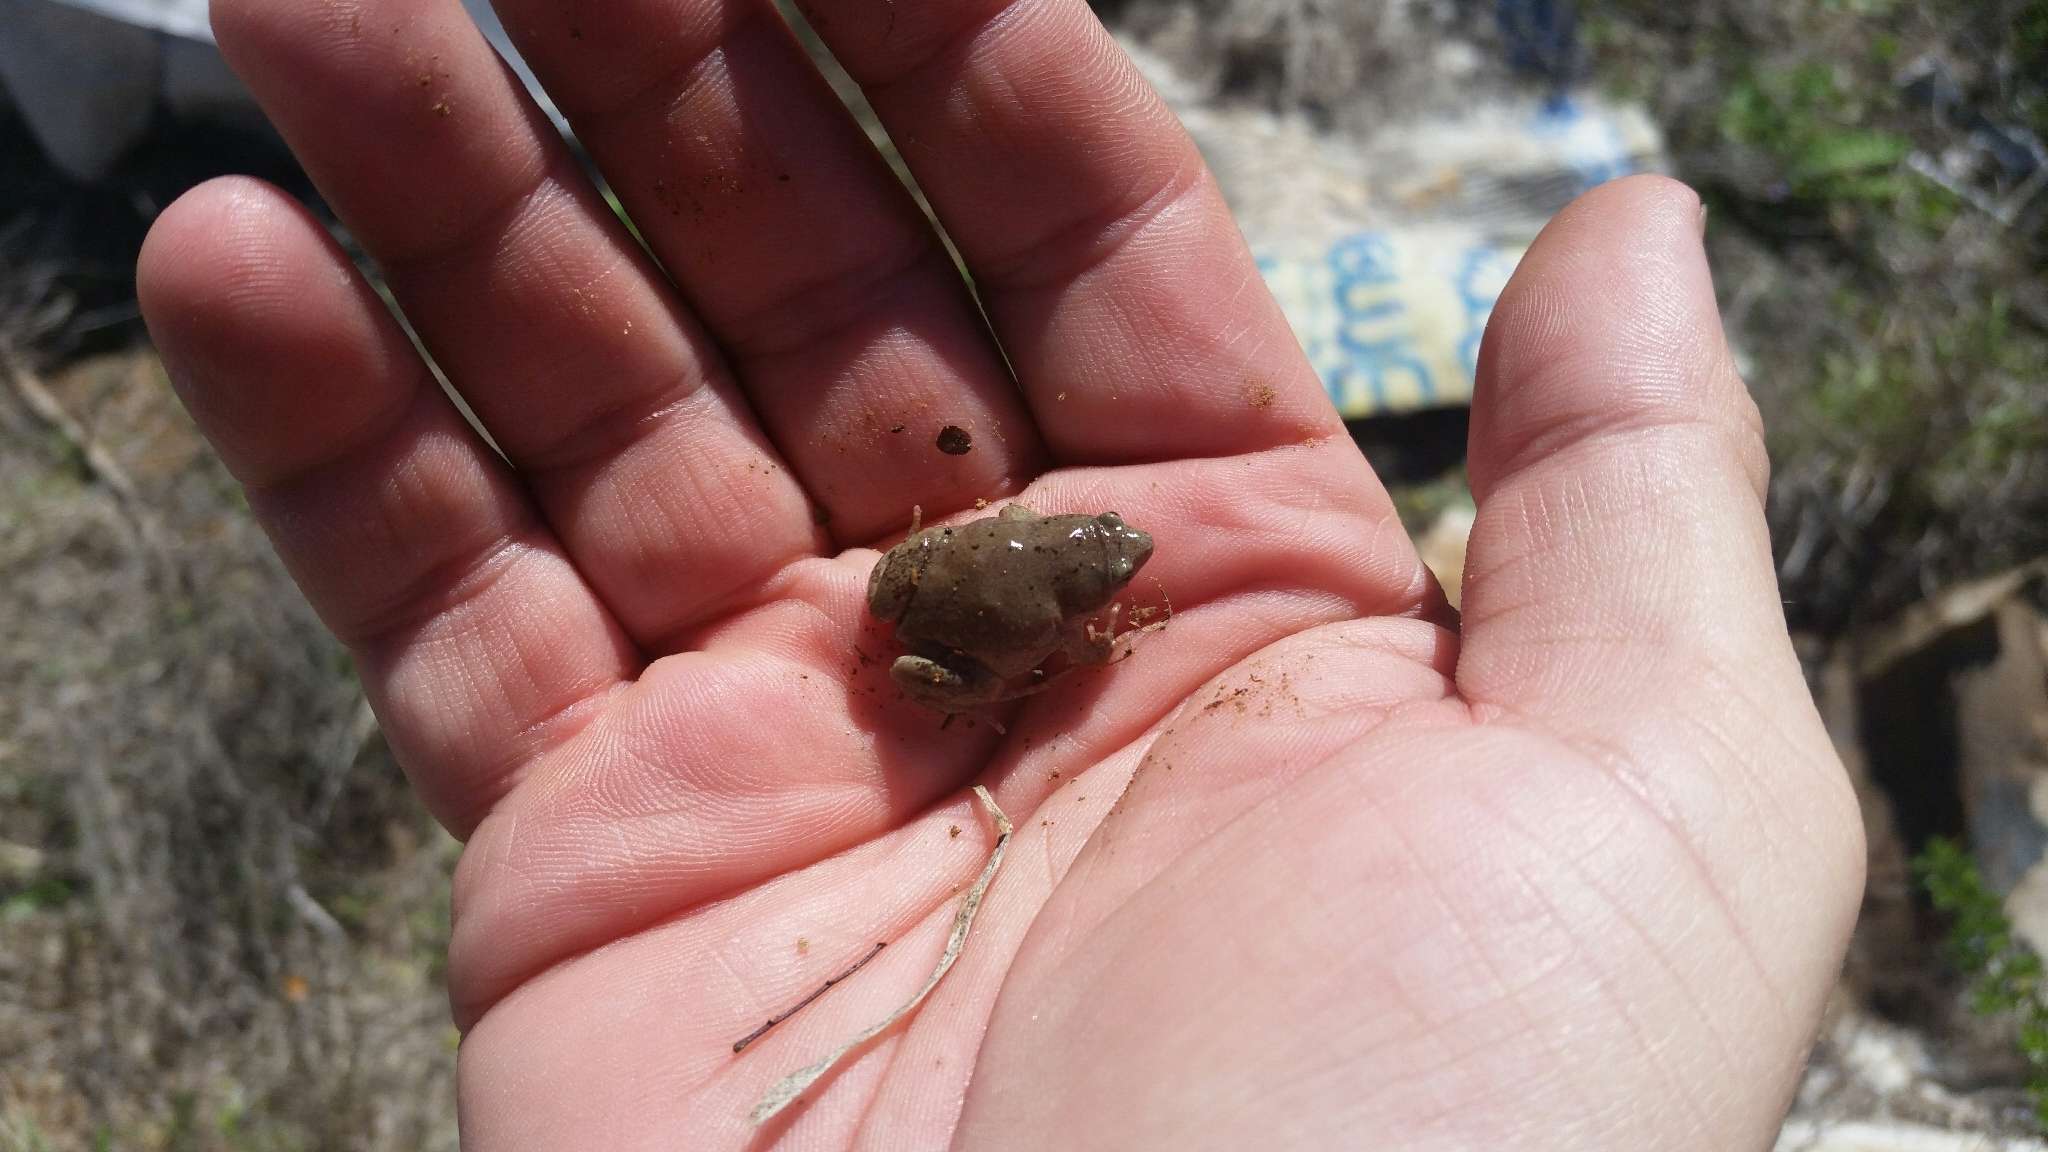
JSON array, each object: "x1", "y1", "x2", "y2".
[
  {"x1": 431, "y1": 99, "x2": 452, "y2": 118},
  {"x1": 1245, "y1": 381, "x2": 1278, "y2": 408},
  {"x1": 1049, "y1": 769, "x2": 1061, "y2": 781},
  {"x1": 890, "y1": 423, "x2": 906, "y2": 433},
  {"x1": 777, "y1": 172, "x2": 792, "y2": 183},
  {"x1": 1055, "y1": 391, "x2": 1068, "y2": 401},
  {"x1": 1204, "y1": 685, "x2": 1254, "y2": 714},
  {"x1": 948, "y1": 825, "x2": 961, "y2": 839},
  {"x1": 796, "y1": 937, "x2": 810, "y2": 955},
  {"x1": 936, "y1": 425, "x2": 973, "y2": 455}
]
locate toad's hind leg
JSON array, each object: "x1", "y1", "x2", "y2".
[{"x1": 891, "y1": 653, "x2": 1008, "y2": 713}]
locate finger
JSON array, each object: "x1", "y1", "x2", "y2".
[
  {"x1": 1456, "y1": 175, "x2": 1861, "y2": 982},
  {"x1": 138, "y1": 178, "x2": 636, "y2": 836},
  {"x1": 794, "y1": 0, "x2": 1342, "y2": 462},
  {"x1": 209, "y1": 0, "x2": 819, "y2": 648},
  {"x1": 486, "y1": 0, "x2": 1046, "y2": 542}
]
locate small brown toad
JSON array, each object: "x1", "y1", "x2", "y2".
[{"x1": 866, "y1": 504, "x2": 1155, "y2": 713}]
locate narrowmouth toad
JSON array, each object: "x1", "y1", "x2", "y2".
[{"x1": 866, "y1": 504, "x2": 1155, "y2": 713}]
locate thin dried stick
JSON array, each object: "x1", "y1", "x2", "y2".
[
  {"x1": 0, "y1": 346, "x2": 141, "y2": 507},
  {"x1": 731, "y1": 941, "x2": 887, "y2": 1054},
  {"x1": 749, "y1": 785, "x2": 1014, "y2": 1125},
  {"x1": 0, "y1": 345, "x2": 182, "y2": 592}
]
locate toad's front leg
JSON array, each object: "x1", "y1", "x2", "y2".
[
  {"x1": 1062, "y1": 594, "x2": 1172, "y2": 669},
  {"x1": 1062, "y1": 603, "x2": 1125, "y2": 666}
]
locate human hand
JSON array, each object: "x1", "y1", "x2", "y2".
[{"x1": 137, "y1": 0, "x2": 1864, "y2": 1147}]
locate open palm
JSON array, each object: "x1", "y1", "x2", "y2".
[{"x1": 138, "y1": 0, "x2": 1864, "y2": 1147}]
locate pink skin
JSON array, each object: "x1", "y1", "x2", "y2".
[{"x1": 136, "y1": 0, "x2": 1863, "y2": 1147}]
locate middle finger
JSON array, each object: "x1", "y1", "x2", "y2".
[{"x1": 490, "y1": 0, "x2": 1047, "y2": 541}]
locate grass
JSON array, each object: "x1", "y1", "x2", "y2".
[
  {"x1": 1916, "y1": 837, "x2": 2048, "y2": 1128},
  {"x1": 1717, "y1": 61, "x2": 1914, "y2": 202},
  {"x1": 0, "y1": 307, "x2": 460, "y2": 1149}
]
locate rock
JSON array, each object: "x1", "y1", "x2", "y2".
[
  {"x1": 1788, "y1": 1005, "x2": 2044, "y2": 1148},
  {"x1": 1775, "y1": 1119, "x2": 2048, "y2": 1151}
]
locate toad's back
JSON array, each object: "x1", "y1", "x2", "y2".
[{"x1": 893, "y1": 516, "x2": 1082, "y2": 679}]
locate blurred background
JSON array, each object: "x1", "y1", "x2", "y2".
[{"x1": 1, "y1": 0, "x2": 2045, "y2": 1148}]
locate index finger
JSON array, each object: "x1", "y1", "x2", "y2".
[{"x1": 138, "y1": 180, "x2": 637, "y2": 836}]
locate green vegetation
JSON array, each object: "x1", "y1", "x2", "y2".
[
  {"x1": 1915, "y1": 837, "x2": 2048, "y2": 1127},
  {"x1": 1582, "y1": 0, "x2": 2048, "y2": 633},
  {"x1": 1718, "y1": 61, "x2": 1912, "y2": 203},
  {"x1": 0, "y1": 875, "x2": 73, "y2": 921},
  {"x1": 0, "y1": 1115, "x2": 56, "y2": 1152}
]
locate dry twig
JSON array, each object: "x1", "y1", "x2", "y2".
[{"x1": 749, "y1": 785, "x2": 1014, "y2": 1125}]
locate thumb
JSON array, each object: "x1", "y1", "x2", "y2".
[
  {"x1": 1464, "y1": 175, "x2": 1798, "y2": 747},
  {"x1": 1458, "y1": 172, "x2": 1862, "y2": 959}
]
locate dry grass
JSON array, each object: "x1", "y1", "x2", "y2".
[{"x1": 0, "y1": 221, "x2": 456, "y2": 1149}]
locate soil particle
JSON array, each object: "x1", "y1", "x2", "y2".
[{"x1": 936, "y1": 425, "x2": 973, "y2": 455}]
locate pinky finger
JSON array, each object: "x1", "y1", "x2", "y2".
[{"x1": 138, "y1": 178, "x2": 637, "y2": 836}]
